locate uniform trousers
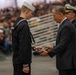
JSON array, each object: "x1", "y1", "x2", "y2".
[{"x1": 13, "y1": 64, "x2": 31, "y2": 75}]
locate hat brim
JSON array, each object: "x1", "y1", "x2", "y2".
[{"x1": 65, "y1": 10, "x2": 74, "y2": 13}]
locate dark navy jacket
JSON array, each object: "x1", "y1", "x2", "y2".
[
  {"x1": 48, "y1": 19, "x2": 76, "y2": 70},
  {"x1": 12, "y1": 17, "x2": 32, "y2": 65}
]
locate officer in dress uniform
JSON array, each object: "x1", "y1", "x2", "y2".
[
  {"x1": 12, "y1": 1, "x2": 35, "y2": 75},
  {"x1": 65, "y1": 5, "x2": 76, "y2": 28}
]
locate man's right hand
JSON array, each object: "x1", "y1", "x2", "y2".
[
  {"x1": 45, "y1": 46, "x2": 53, "y2": 51},
  {"x1": 23, "y1": 66, "x2": 29, "y2": 73}
]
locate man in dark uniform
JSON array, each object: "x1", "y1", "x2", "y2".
[
  {"x1": 41, "y1": 6, "x2": 76, "y2": 75},
  {"x1": 65, "y1": 5, "x2": 76, "y2": 28},
  {"x1": 12, "y1": 1, "x2": 35, "y2": 75}
]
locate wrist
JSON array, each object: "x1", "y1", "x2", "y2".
[{"x1": 23, "y1": 64, "x2": 29, "y2": 67}]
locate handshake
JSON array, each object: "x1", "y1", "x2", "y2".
[{"x1": 34, "y1": 46, "x2": 53, "y2": 56}]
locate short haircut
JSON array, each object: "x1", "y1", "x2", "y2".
[
  {"x1": 52, "y1": 6, "x2": 65, "y2": 15},
  {"x1": 21, "y1": 5, "x2": 29, "y2": 12}
]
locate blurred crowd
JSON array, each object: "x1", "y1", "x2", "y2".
[
  {"x1": 0, "y1": 1, "x2": 76, "y2": 55},
  {"x1": 0, "y1": 2, "x2": 52, "y2": 56}
]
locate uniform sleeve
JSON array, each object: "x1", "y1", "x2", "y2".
[{"x1": 48, "y1": 26, "x2": 73, "y2": 57}]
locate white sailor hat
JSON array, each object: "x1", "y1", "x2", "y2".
[{"x1": 22, "y1": 1, "x2": 35, "y2": 11}]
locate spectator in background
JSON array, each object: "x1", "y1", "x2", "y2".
[
  {"x1": 3, "y1": 20, "x2": 10, "y2": 38},
  {"x1": 0, "y1": 19, "x2": 4, "y2": 27},
  {"x1": 0, "y1": 28, "x2": 6, "y2": 54},
  {"x1": 0, "y1": 19, "x2": 12, "y2": 55},
  {"x1": 12, "y1": 1, "x2": 35, "y2": 75},
  {"x1": 0, "y1": 29, "x2": 5, "y2": 47}
]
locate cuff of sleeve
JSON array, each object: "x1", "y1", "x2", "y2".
[
  {"x1": 48, "y1": 51, "x2": 55, "y2": 58},
  {"x1": 23, "y1": 64, "x2": 29, "y2": 67}
]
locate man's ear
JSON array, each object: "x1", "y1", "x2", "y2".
[
  {"x1": 72, "y1": 13, "x2": 76, "y2": 17},
  {"x1": 26, "y1": 9, "x2": 29, "y2": 14},
  {"x1": 59, "y1": 12, "x2": 63, "y2": 17}
]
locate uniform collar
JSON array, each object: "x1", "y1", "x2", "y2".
[{"x1": 60, "y1": 17, "x2": 67, "y2": 25}]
